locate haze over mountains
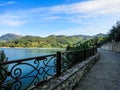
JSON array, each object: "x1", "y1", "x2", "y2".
[{"x1": 0, "y1": 33, "x2": 23, "y2": 41}]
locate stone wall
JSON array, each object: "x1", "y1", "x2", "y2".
[
  {"x1": 101, "y1": 42, "x2": 120, "y2": 53},
  {"x1": 33, "y1": 53, "x2": 99, "y2": 90}
]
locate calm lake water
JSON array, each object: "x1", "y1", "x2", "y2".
[
  {"x1": 0, "y1": 48, "x2": 65, "y2": 90},
  {"x1": 0, "y1": 48, "x2": 65, "y2": 60}
]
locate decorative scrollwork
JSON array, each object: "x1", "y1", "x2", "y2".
[
  {"x1": 12, "y1": 80, "x2": 22, "y2": 90},
  {"x1": 11, "y1": 67, "x2": 22, "y2": 78},
  {"x1": 0, "y1": 54, "x2": 57, "y2": 90},
  {"x1": 40, "y1": 56, "x2": 57, "y2": 81},
  {"x1": 0, "y1": 66, "x2": 8, "y2": 84}
]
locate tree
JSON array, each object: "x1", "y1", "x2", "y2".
[{"x1": 108, "y1": 21, "x2": 120, "y2": 42}]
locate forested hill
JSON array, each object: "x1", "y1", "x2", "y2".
[
  {"x1": 0, "y1": 33, "x2": 106, "y2": 48},
  {"x1": 0, "y1": 33, "x2": 23, "y2": 41}
]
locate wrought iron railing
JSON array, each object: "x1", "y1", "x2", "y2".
[
  {"x1": 0, "y1": 47, "x2": 97, "y2": 90},
  {"x1": 61, "y1": 47, "x2": 97, "y2": 72}
]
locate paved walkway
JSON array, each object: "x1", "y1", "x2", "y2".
[{"x1": 73, "y1": 49, "x2": 120, "y2": 90}]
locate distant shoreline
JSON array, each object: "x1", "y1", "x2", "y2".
[{"x1": 0, "y1": 47, "x2": 65, "y2": 49}]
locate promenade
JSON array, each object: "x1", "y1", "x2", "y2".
[{"x1": 74, "y1": 49, "x2": 120, "y2": 90}]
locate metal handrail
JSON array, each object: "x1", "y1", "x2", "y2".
[
  {"x1": 0, "y1": 54, "x2": 56, "y2": 65},
  {"x1": 0, "y1": 47, "x2": 97, "y2": 90}
]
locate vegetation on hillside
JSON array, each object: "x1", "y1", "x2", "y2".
[
  {"x1": 66, "y1": 36, "x2": 105, "y2": 50},
  {"x1": 0, "y1": 35, "x2": 93, "y2": 48}
]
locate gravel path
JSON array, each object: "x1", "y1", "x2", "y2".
[{"x1": 73, "y1": 49, "x2": 120, "y2": 90}]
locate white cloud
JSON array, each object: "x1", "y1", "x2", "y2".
[
  {"x1": 50, "y1": 0, "x2": 120, "y2": 15},
  {"x1": 1, "y1": 20, "x2": 24, "y2": 26},
  {"x1": 24, "y1": 0, "x2": 120, "y2": 24},
  {"x1": 41, "y1": 16, "x2": 62, "y2": 21},
  {"x1": 0, "y1": 0, "x2": 120, "y2": 26},
  {"x1": 0, "y1": 1, "x2": 15, "y2": 6},
  {"x1": 0, "y1": 14, "x2": 25, "y2": 26}
]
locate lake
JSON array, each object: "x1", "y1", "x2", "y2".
[
  {"x1": 0, "y1": 48, "x2": 65, "y2": 90},
  {"x1": 0, "y1": 48, "x2": 65, "y2": 60}
]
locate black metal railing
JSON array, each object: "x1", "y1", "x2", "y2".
[
  {"x1": 61, "y1": 47, "x2": 97, "y2": 73},
  {"x1": 0, "y1": 47, "x2": 97, "y2": 90}
]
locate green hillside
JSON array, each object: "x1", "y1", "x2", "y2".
[
  {"x1": 0, "y1": 34, "x2": 94, "y2": 48},
  {"x1": 0, "y1": 33, "x2": 106, "y2": 48}
]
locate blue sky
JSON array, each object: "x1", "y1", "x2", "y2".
[{"x1": 0, "y1": 0, "x2": 120, "y2": 37}]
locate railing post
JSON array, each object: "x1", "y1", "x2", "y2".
[
  {"x1": 94, "y1": 46, "x2": 97, "y2": 54},
  {"x1": 93, "y1": 46, "x2": 95, "y2": 55},
  {"x1": 56, "y1": 52, "x2": 61, "y2": 77},
  {"x1": 90, "y1": 48, "x2": 92, "y2": 57},
  {"x1": 84, "y1": 48, "x2": 86, "y2": 61},
  {"x1": 95, "y1": 47, "x2": 97, "y2": 54}
]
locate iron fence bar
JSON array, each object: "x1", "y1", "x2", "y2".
[
  {"x1": 0, "y1": 47, "x2": 97, "y2": 66},
  {"x1": 96, "y1": 47, "x2": 97, "y2": 53},
  {"x1": 62, "y1": 49, "x2": 84, "y2": 54},
  {"x1": 56, "y1": 52, "x2": 61, "y2": 77},
  {"x1": 84, "y1": 48, "x2": 86, "y2": 60},
  {"x1": 0, "y1": 54, "x2": 56, "y2": 65},
  {"x1": 94, "y1": 47, "x2": 95, "y2": 54}
]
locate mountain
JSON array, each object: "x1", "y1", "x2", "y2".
[
  {"x1": 0, "y1": 33, "x2": 23, "y2": 41},
  {"x1": 0, "y1": 33, "x2": 107, "y2": 48},
  {"x1": 94, "y1": 33, "x2": 107, "y2": 37}
]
